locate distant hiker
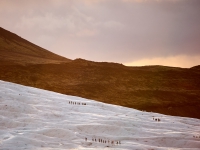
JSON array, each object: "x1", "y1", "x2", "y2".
[
  {"x1": 95, "y1": 139, "x2": 96, "y2": 142},
  {"x1": 85, "y1": 138, "x2": 87, "y2": 141},
  {"x1": 158, "y1": 118, "x2": 160, "y2": 121},
  {"x1": 155, "y1": 118, "x2": 157, "y2": 121},
  {"x1": 111, "y1": 141, "x2": 114, "y2": 145},
  {"x1": 117, "y1": 141, "x2": 118, "y2": 144}
]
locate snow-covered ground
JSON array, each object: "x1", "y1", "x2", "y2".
[{"x1": 0, "y1": 80, "x2": 200, "y2": 150}]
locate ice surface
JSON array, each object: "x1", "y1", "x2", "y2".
[{"x1": 0, "y1": 80, "x2": 200, "y2": 150}]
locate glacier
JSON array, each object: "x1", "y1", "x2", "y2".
[{"x1": 0, "y1": 80, "x2": 200, "y2": 150}]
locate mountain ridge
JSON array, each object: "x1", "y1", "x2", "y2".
[
  {"x1": 0, "y1": 27, "x2": 71, "y2": 65},
  {"x1": 0, "y1": 27, "x2": 200, "y2": 119}
]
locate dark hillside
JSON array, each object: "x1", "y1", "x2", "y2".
[
  {"x1": 0, "y1": 27, "x2": 71, "y2": 64},
  {"x1": 0, "y1": 60, "x2": 199, "y2": 119},
  {"x1": 0, "y1": 27, "x2": 200, "y2": 119}
]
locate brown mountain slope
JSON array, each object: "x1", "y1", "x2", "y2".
[
  {"x1": 0, "y1": 28, "x2": 200, "y2": 119},
  {"x1": 0, "y1": 59, "x2": 200, "y2": 119},
  {"x1": 0, "y1": 27, "x2": 71, "y2": 64}
]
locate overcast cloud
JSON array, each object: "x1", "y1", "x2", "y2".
[{"x1": 0, "y1": 0, "x2": 200, "y2": 67}]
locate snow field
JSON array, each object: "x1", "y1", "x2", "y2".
[{"x1": 0, "y1": 80, "x2": 200, "y2": 149}]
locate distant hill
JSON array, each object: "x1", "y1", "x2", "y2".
[
  {"x1": 0, "y1": 27, "x2": 200, "y2": 119},
  {"x1": 0, "y1": 27, "x2": 71, "y2": 65}
]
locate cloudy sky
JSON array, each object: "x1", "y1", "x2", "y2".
[{"x1": 1, "y1": 0, "x2": 200, "y2": 68}]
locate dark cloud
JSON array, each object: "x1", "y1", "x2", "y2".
[{"x1": 1, "y1": 0, "x2": 200, "y2": 67}]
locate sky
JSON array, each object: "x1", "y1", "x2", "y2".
[{"x1": 0, "y1": 0, "x2": 200, "y2": 68}]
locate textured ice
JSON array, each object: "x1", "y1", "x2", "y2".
[{"x1": 0, "y1": 80, "x2": 200, "y2": 150}]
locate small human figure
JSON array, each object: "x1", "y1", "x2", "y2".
[{"x1": 85, "y1": 138, "x2": 87, "y2": 141}]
